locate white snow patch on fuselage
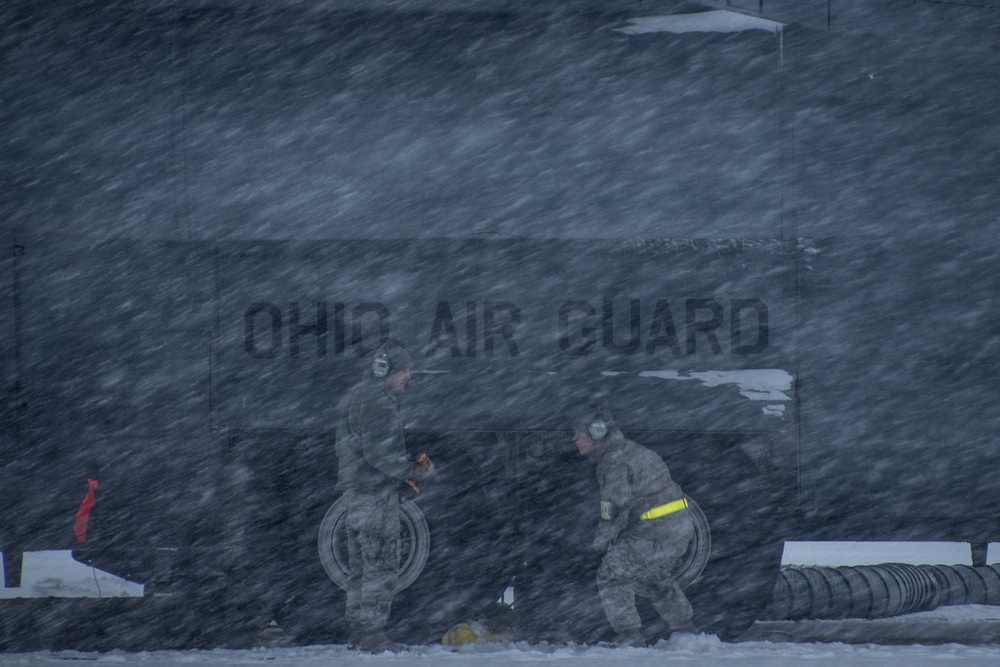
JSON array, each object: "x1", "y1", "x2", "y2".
[
  {"x1": 781, "y1": 541, "x2": 973, "y2": 567},
  {"x1": 689, "y1": 369, "x2": 793, "y2": 401},
  {"x1": 615, "y1": 10, "x2": 785, "y2": 36},
  {"x1": 0, "y1": 551, "x2": 143, "y2": 599},
  {"x1": 638, "y1": 368, "x2": 793, "y2": 414}
]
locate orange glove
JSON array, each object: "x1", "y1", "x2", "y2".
[
  {"x1": 405, "y1": 453, "x2": 435, "y2": 493},
  {"x1": 416, "y1": 453, "x2": 434, "y2": 472}
]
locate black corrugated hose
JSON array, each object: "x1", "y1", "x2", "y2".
[{"x1": 764, "y1": 563, "x2": 1000, "y2": 621}]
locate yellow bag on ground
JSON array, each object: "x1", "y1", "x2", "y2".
[
  {"x1": 442, "y1": 620, "x2": 497, "y2": 646},
  {"x1": 441, "y1": 602, "x2": 518, "y2": 647}
]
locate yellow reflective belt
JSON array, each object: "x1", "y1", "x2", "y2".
[{"x1": 639, "y1": 497, "x2": 689, "y2": 520}]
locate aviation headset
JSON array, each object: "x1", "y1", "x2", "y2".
[
  {"x1": 583, "y1": 404, "x2": 614, "y2": 440},
  {"x1": 371, "y1": 349, "x2": 391, "y2": 378},
  {"x1": 370, "y1": 341, "x2": 412, "y2": 378},
  {"x1": 588, "y1": 418, "x2": 609, "y2": 440}
]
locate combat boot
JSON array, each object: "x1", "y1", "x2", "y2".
[
  {"x1": 347, "y1": 624, "x2": 365, "y2": 649},
  {"x1": 670, "y1": 620, "x2": 701, "y2": 636},
  {"x1": 354, "y1": 630, "x2": 405, "y2": 653},
  {"x1": 611, "y1": 629, "x2": 646, "y2": 648}
]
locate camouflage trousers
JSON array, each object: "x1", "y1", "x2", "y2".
[
  {"x1": 343, "y1": 487, "x2": 400, "y2": 632},
  {"x1": 596, "y1": 529, "x2": 694, "y2": 633}
]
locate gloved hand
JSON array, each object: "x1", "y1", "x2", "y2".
[
  {"x1": 404, "y1": 453, "x2": 436, "y2": 493},
  {"x1": 409, "y1": 453, "x2": 436, "y2": 482}
]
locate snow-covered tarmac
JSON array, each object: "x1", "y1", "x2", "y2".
[
  {"x1": 6, "y1": 544, "x2": 1000, "y2": 664},
  {"x1": 4, "y1": 633, "x2": 1000, "y2": 667},
  {"x1": 4, "y1": 607, "x2": 1000, "y2": 665},
  {"x1": 7, "y1": 607, "x2": 1000, "y2": 667},
  {"x1": 7, "y1": 610, "x2": 1000, "y2": 667}
]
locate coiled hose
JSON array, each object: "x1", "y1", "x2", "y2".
[{"x1": 765, "y1": 563, "x2": 1000, "y2": 621}]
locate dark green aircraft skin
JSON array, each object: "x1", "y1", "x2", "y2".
[{"x1": 1, "y1": 1, "x2": 998, "y2": 649}]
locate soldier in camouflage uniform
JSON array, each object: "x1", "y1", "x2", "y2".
[
  {"x1": 573, "y1": 404, "x2": 698, "y2": 647},
  {"x1": 335, "y1": 341, "x2": 430, "y2": 652}
]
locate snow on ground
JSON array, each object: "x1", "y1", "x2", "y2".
[
  {"x1": 5, "y1": 633, "x2": 1000, "y2": 667},
  {"x1": 8, "y1": 604, "x2": 1000, "y2": 666},
  {"x1": 6, "y1": 542, "x2": 1000, "y2": 664},
  {"x1": 882, "y1": 605, "x2": 1000, "y2": 624}
]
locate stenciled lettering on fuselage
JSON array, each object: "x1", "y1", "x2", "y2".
[{"x1": 243, "y1": 298, "x2": 768, "y2": 359}]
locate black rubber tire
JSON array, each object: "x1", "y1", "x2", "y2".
[
  {"x1": 675, "y1": 496, "x2": 711, "y2": 590},
  {"x1": 316, "y1": 496, "x2": 431, "y2": 593}
]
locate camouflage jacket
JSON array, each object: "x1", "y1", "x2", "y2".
[
  {"x1": 335, "y1": 377, "x2": 411, "y2": 492},
  {"x1": 593, "y1": 432, "x2": 691, "y2": 553}
]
